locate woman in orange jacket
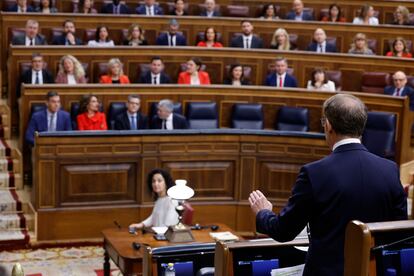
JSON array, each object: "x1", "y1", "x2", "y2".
[
  {"x1": 100, "y1": 58, "x2": 130, "y2": 84},
  {"x1": 177, "y1": 57, "x2": 211, "y2": 85}
]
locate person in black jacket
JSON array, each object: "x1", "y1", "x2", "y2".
[
  {"x1": 150, "y1": 99, "x2": 188, "y2": 129},
  {"x1": 52, "y1": 20, "x2": 83, "y2": 45},
  {"x1": 223, "y1": 64, "x2": 251, "y2": 86},
  {"x1": 138, "y1": 57, "x2": 171, "y2": 84},
  {"x1": 114, "y1": 95, "x2": 148, "y2": 130}
]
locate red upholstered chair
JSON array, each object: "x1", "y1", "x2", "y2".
[
  {"x1": 182, "y1": 202, "x2": 194, "y2": 225},
  {"x1": 94, "y1": 62, "x2": 108, "y2": 83},
  {"x1": 83, "y1": 29, "x2": 96, "y2": 43},
  {"x1": 326, "y1": 70, "x2": 342, "y2": 91},
  {"x1": 361, "y1": 72, "x2": 390, "y2": 94},
  {"x1": 195, "y1": 31, "x2": 223, "y2": 44},
  {"x1": 3, "y1": 0, "x2": 16, "y2": 11},
  {"x1": 367, "y1": 39, "x2": 378, "y2": 54},
  {"x1": 121, "y1": 29, "x2": 128, "y2": 43},
  {"x1": 407, "y1": 76, "x2": 414, "y2": 89},
  {"x1": 225, "y1": 5, "x2": 250, "y2": 17}
]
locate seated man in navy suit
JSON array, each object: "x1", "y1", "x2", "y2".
[
  {"x1": 136, "y1": 0, "x2": 164, "y2": 15},
  {"x1": 285, "y1": 0, "x2": 313, "y2": 21},
  {"x1": 101, "y1": 0, "x2": 130, "y2": 14},
  {"x1": 384, "y1": 71, "x2": 414, "y2": 110},
  {"x1": 138, "y1": 56, "x2": 171, "y2": 84},
  {"x1": 200, "y1": 0, "x2": 221, "y2": 17},
  {"x1": 230, "y1": 20, "x2": 263, "y2": 49},
  {"x1": 306, "y1": 28, "x2": 337, "y2": 53},
  {"x1": 18, "y1": 53, "x2": 54, "y2": 98},
  {"x1": 52, "y1": 20, "x2": 83, "y2": 46},
  {"x1": 150, "y1": 99, "x2": 188, "y2": 129},
  {"x1": 11, "y1": 19, "x2": 47, "y2": 46},
  {"x1": 264, "y1": 57, "x2": 298, "y2": 87},
  {"x1": 25, "y1": 91, "x2": 72, "y2": 146},
  {"x1": 114, "y1": 95, "x2": 148, "y2": 130},
  {"x1": 7, "y1": 0, "x2": 35, "y2": 12},
  {"x1": 156, "y1": 19, "x2": 187, "y2": 46},
  {"x1": 250, "y1": 93, "x2": 407, "y2": 276}
]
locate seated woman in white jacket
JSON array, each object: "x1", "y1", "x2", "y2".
[
  {"x1": 306, "y1": 68, "x2": 336, "y2": 92},
  {"x1": 129, "y1": 169, "x2": 178, "y2": 229}
]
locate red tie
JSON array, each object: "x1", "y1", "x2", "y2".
[{"x1": 279, "y1": 76, "x2": 283, "y2": 87}]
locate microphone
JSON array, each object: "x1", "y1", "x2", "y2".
[{"x1": 113, "y1": 220, "x2": 122, "y2": 229}]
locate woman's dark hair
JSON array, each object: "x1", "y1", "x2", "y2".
[
  {"x1": 261, "y1": 4, "x2": 276, "y2": 18},
  {"x1": 229, "y1": 63, "x2": 245, "y2": 81},
  {"x1": 189, "y1": 57, "x2": 202, "y2": 71},
  {"x1": 358, "y1": 4, "x2": 372, "y2": 19},
  {"x1": 204, "y1": 27, "x2": 218, "y2": 43},
  {"x1": 147, "y1": 168, "x2": 175, "y2": 200},
  {"x1": 40, "y1": 0, "x2": 55, "y2": 9},
  {"x1": 95, "y1": 26, "x2": 110, "y2": 42},
  {"x1": 311, "y1": 68, "x2": 328, "y2": 86},
  {"x1": 79, "y1": 94, "x2": 98, "y2": 114},
  {"x1": 391, "y1": 37, "x2": 409, "y2": 55},
  {"x1": 79, "y1": 0, "x2": 93, "y2": 12},
  {"x1": 328, "y1": 4, "x2": 342, "y2": 20}
]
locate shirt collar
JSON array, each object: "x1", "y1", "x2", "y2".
[
  {"x1": 332, "y1": 138, "x2": 361, "y2": 151},
  {"x1": 167, "y1": 113, "x2": 173, "y2": 121},
  {"x1": 127, "y1": 111, "x2": 137, "y2": 117}
]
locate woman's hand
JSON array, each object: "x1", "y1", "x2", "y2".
[{"x1": 129, "y1": 223, "x2": 144, "y2": 229}]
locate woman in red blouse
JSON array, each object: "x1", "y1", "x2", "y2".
[
  {"x1": 177, "y1": 57, "x2": 211, "y2": 85},
  {"x1": 77, "y1": 94, "x2": 108, "y2": 130},
  {"x1": 100, "y1": 58, "x2": 130, "y2": 84},
  {"x1": 385, "y1": 37, "x2": 413, "y2": 58},
  {"x1": 196, "y1": 27, "x2": 223, "y2": 48}
]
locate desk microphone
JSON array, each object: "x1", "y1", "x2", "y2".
[{"x1": 113, "y1": 220, "x2": 122, "y2": 229}]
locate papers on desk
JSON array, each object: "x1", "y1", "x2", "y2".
[
  {"x1": 152, "y1": 227, "x2": 168, "y2": 235},
  {"x1": 271, "y1": 264, "x2": 305, "y2": 276},
  {"x1": 209, "y1": 231, "x2": 239, "y2": 241}
]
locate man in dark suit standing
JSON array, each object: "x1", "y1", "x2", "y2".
[
  {"x1": 249, "y1": 93, "x2": 407, "y2": 276},
  {"x1": 25, "y1": 91, "x2": 72, "y2": 146},
  {"x1": 264, "y1": 57, "x2": 298, "y2": 87},
  {"x1": 52, "y1": 20, "x2": 83, "y2": 46},
  {"x1": 138, "y1": 57, "x2": 171, "y2": 84},
  {"x1": 200, "y1": 0, "x2": 221, "y2": 17},
  {"x1": 11, "y1": 19, "x2": 47, "y2": 46},
  {"x1": 18, "y1": 53, "x2": 54, "y2": 98},
  {"x1": 136, "y1": 0, "x2": 164, "y2": 15},
  {"x1": 7, "y1": 0, "x2": 35, "y2": 12},
  {"x1": 156, "y1": 19, "x2": 187, "y2": 46},
  {"x1": 384, "y1": 71, "x2": 414, "y2": 111},
  {"x1": 150, "y1": 99, "x2": 188, "y2": 129},
  {"x1": 230, "y1": 20, "x2": 263, "y2": 49},
  {"x1": 101, "y1": 0, "x2": 130, "y2": 14},
  {"x1": 114, "y1": 95, "x2": 148, "y2": 130},
  {"x1": 286, "y1": 0, "x2": 314, "y2": 21},
  {"x1": 306, "y1": 28, "x2": 337, "y2": 53}
]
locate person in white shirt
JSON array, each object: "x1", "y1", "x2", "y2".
[
  {"x1": 129, "y1": 169, "x2": 179, "y2": 229},
  {"x1": 87, "y1": 26, "x2": 115, "y2": 47},
  {"x1": 55, "y1": 55, "x2": 87, "y2": 84},
  {"x1": 352, "y1": 4, "x2": 379, "y2": 25},
  {"x1": 307, "y1": 68, "x2": 336, "y2": 91}
]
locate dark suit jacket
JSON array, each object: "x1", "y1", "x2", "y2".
[
  {"x1": 114, "y1": 111, "x2": 148, "y2": 130},
  {"x1": 256, "y1": 143, "x2": 407, "y2": 276},
  {"x1": 230, "y1": 35, "x2": 263, "y2": 49},
  {"x1": 18, "y1": 69, "x2": 54, "y2": 98},
  {"x1": 101, "y1": 3, "x2": 130, "y2": 14},
  {"x1": 11, "y1": 34, "x2": 47, "y2": 45},
  {"x1": 52, "y1": 34, "x2": 83, "y2": 45},
  {"x1": 25, "y1": 109, "x2": 72, "y2": 145},
  {"x1": 200, "y1": 10, "x2": 221, "y2": 17},
  {"x1": 384, "y1": 85, "x2": 414, "y2": 110},
  {"x1": 135, "y1": 4, "x2": 164, "y2": 15},
  {"x1": 306, "y1": 42, "x2": 337, "y2": 53},
  {"x1": 264, "y1": 73, "x2": 298, "y2": 87},
  {"x1": 7, "y1": 4, "x2": 35, "y2": 12},
  {"x1": 156, "y1": 33, "x2": 187, "y2": 46},
  {"x1": 286, "y1": 11, "x2": 314, "y2": 21},
  {"x1": 150, "y1": 113, "x2": 188, "y2": 129},
  {"x1": 138, "y1": 71, "x2": 171, "y2": 84}
]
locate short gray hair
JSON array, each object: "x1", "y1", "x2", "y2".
[
  {"x1": 158, "y1": 99, "x2": 174, "y2": 112},
  {"x1": 323, "y1": 94, "x2": 367, "y2": 137},
  {"x1": 128, "y1": 94, "x2": 140, "y2": 102}
]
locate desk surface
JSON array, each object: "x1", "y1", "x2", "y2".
[{"x1": 102, "y1": 223, "x2": 236, "y2": 275}]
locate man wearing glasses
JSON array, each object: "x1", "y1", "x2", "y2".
[
  {"x1": 384, "y1": 71, "x2": 414, "y2": 110},
  {"x1": 114, "y1": 95, "x2": 148, "y2": 130}
]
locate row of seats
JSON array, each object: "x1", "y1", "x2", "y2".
[{"x1": 30, "y1": 101, "x2": 396, "y2": 158}]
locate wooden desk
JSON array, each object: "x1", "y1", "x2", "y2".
[{"x1": 102, "y1": 223, "x2": 235, "y2": 276}]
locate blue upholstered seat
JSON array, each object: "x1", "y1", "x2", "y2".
[
  {"x1": 276, "y1": 106, "x2": 309, "y2": 132},
  {"x1": 107, "y1": 102, "x2": 127, "y2": 129},
  {"x1": 231, "y1": 103, "x2": 263, "y2": 129},
  {"x1": 186, "y1": 102, "x2": 218, "y2": 129}
]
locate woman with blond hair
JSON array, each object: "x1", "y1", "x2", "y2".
[
  {"x1": 100, "y1": 58, "x2": 130, "y2": 84},
  {"x1": 393, "y1": 6, "x2": 412, "y2": 25},
  {"x1": 55, "y1": 55, "x2": 87, "y2": 84},
  {"x1": 348, "y1": 33, "x2": 374, "y2": 55},
  {"x1": 386, "y1": 37, "x2": 413, "y2": 58},
  {"x1": 123, "y1": 23, "x2": 148, "y2": 46},
  {"x1": 270, "y1": 28, "x2": 295, "y2": 50}
]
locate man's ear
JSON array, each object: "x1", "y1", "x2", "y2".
[{"x1": 325, "y1": 119, "x2": 333, "y2": 133}]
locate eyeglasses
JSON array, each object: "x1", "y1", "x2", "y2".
[{"x1": 320, "y1": 117, "x2": 326, "y2": 127}]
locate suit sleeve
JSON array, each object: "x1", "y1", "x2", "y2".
[
  {"x1": 291, "y1": 76, "x2": 298, "y2": 87},
  {"x1": 141, "y1": 115, "x2": 149, "y2": 129},
  {"x1": 25, "y1": 117, "x2": 38, "y2": 146},
  {"x1": 392, "y1": 163, "x2": 408, "y2": 220},
  {"x1": 256, "y1": 167, "x2": 313, "y2": 242},
  {"x1": 64, "y1": 113, "x2": 72, "y2": 131}
]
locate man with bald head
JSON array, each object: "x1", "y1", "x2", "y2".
[
  {"x1": 306, "y1": 28, "x2": 337, "y2": 53},
  {"x1": 250, "y1": 94, "x2": 407, "y2": 275},
  {"x1": 286, "y1": 0, "x2": 314, "y2": 21},
  {"x1": 384, "y1": 71, "x2": 414, "y2": 110}
]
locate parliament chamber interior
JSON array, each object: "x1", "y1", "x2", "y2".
[{"x1": 0, "y1": 0, "x2": 414, "y2": 275}]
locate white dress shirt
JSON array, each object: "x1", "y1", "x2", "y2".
[
  {"x1": 31, "y1": 70, "x2": 43, "y2": 84},
  {"x1": 307, "y1": 80, "x2": 336, "y2": 92},
  {"x1": 168, "y1": 34, "x2": 176, "y2": 47},
  {"x1": 146, "y1": 5, "x2": 154, "y2": 15},
  {"x1": 151, "y1": 73, "x2": 160, "y2": 84},
  {"x1": 276, "y1": 72, "x2": 286, "y2": 87},
  {"x1": 165, "y1": 113, "x2": 173, "y2": 130},
  {"x1": 317, "y1": 41, "x2": 326, "y2": 53},
  {"x1": 332, "y1": 138, "x2": 361, "y2": 151},
  {"x1": 352, "y1": 17, "x2": 379, "y2": 25},
  {"x1": 243, "y1": 34, "x2": 253, "y2": 49},
  {"x1": 25, "y1": 36, "x2": 35, "y2": 46},
  {"x1": 67, "y1": 74, "x2": 77, "y2": 84},
  {"x1": 141, "y1": 196, "x2": 179, "y2": 227},
  {"x1": 87, "y1": 40, "x2": 115, "y2": 47}
]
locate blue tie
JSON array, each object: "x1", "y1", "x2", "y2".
[{"x1": 130, "y1": 116, "x2": 137, "y2": 130}]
